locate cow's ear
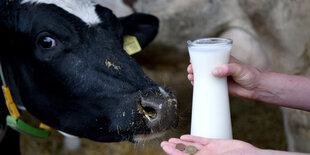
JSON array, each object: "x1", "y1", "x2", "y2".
[{"x1": 120, "y1": 13, "x2": 159, "y2": 49}]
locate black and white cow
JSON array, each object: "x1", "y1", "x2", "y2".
[{"x1": 0, "y1": 0, "x2": 178, "y2": 153}]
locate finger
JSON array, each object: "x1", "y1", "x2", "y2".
[
  {"x1": 187, "y1": 64, "x2": 193, "y2": 74},
  {"x1": 168, "y1": 138, "x2": 203, "y2": 150},
  {"x1": 161, "y1": 141, "x2": 176, "y2": 148},
  {"x1": 187, "y1": 74, "x2": 194, "y2": 81},
  {"x1": 161, "y1": 141, "x2": 188, "y2": 155},
  {"x1": 180, "y1": 135, "x2": 211, "y2": 145}
]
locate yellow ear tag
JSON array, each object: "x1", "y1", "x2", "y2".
[{"x1": 123, "y1": 35, "x2": 142, "y2": 55}]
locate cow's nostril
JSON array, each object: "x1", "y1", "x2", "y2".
[
  {"x1": 138, "y1": 93, "x2": 178, "y2": 133},
  {"x1": 142, "y1": 106, "x2": 157, "y2": 120},
  {"x1": 139, "y1": 98, "x2": 158, "y2": 121}
]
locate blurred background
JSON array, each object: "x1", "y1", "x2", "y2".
[{"x1": 21, "y1": 0, "x2": 310, "y2": 154}]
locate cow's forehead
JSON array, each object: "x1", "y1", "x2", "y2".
[{"x1": 21, "y1": 0, "x2": 101, "y2": 25}]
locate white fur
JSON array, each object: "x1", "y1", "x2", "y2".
[
  {"x1": 92, "y1": 0, "x2": 133, "y2": 17},
  {"x1": 58, "y1": 131, "x2": 81, "y2": 151},
  {"x1": 159, "y1": 86, "x2": 169, "y2": 98},
  {"x1": 21, "y1": 0, "x2": 101, "y2": 25}
]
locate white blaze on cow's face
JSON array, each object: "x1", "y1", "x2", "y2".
[{"x1": 21, "y1": 0, "x2": 101, "y2": 25}]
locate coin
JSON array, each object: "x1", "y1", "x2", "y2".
[
  {"x1": 185, "y1": 145, "x2": 197, "y2": 154},
  {"x1": 175, "y1": 143, "x2": 186, "y2": 151}
]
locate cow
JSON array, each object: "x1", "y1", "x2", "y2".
[{"x1": 0, "y1": 0, "x2": 178, "y2": 154}]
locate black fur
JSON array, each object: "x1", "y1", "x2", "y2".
[{"x1": 0, "y1": 0, "x2": 177, "y2": 146}]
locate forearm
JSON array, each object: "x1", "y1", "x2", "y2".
[{"x1": 254, "y1": 72, "x2": 310, "y2": 111}]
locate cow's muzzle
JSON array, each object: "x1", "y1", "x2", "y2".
[{"x1": 138, "y1": 86, "x2": 178, "y2": 134}]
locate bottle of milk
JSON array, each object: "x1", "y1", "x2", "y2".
[{"x1": 188, "y1": 38, "x2": 233, "y2": 139}]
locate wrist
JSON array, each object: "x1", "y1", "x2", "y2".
[
  {"x1": 252, "y1": 72, "x2": 277, "y2": 102},
  {"x1": 246, "y1": 67, "x2": 265, "y2": 101}
]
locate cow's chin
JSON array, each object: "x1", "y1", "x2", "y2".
[{"x1": 133, "y1": 131, "x2": 167, "y2": 142}]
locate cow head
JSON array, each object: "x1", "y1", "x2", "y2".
[{"x1": 0, "y1": 0, "x2": 178, "y2": 142}]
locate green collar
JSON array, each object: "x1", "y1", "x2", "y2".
[{"x1": 0, "y1": 63, "x2": 51, "y2": 138}]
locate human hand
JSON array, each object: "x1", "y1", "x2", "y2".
[
  {"x1": 161, "y1": 135, "x2": 259, "y2": 155},
  {"x1": 187, "y1": 56, "x2": 262, "y2": 99}
]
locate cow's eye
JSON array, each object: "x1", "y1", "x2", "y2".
[{"x1": 38, "y1": 36, "x2": 56, "y2": 49}]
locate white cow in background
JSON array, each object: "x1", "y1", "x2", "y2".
[{"x1": 96, "y1": 0, "x2": 269, "y2": 70}]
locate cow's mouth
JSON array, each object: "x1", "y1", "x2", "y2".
[{"x1": 133, "y1": 131, "x2": 167, "y2": 142}]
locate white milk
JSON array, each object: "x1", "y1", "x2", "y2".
[{"x1": 188, "y1": 38, "x2": 233, "y2": 139}]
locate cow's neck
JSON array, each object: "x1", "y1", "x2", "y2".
[{"x1": 0, "y1": 63, "x2": 52, "y2": 138}]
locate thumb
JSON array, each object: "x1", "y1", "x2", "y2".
[
  {"x1": 213, "y1": 63, "x2": 260, "y2": 90},
  {"x1": 212, "y1": 63, "x2": 243, "y2": 78}
]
